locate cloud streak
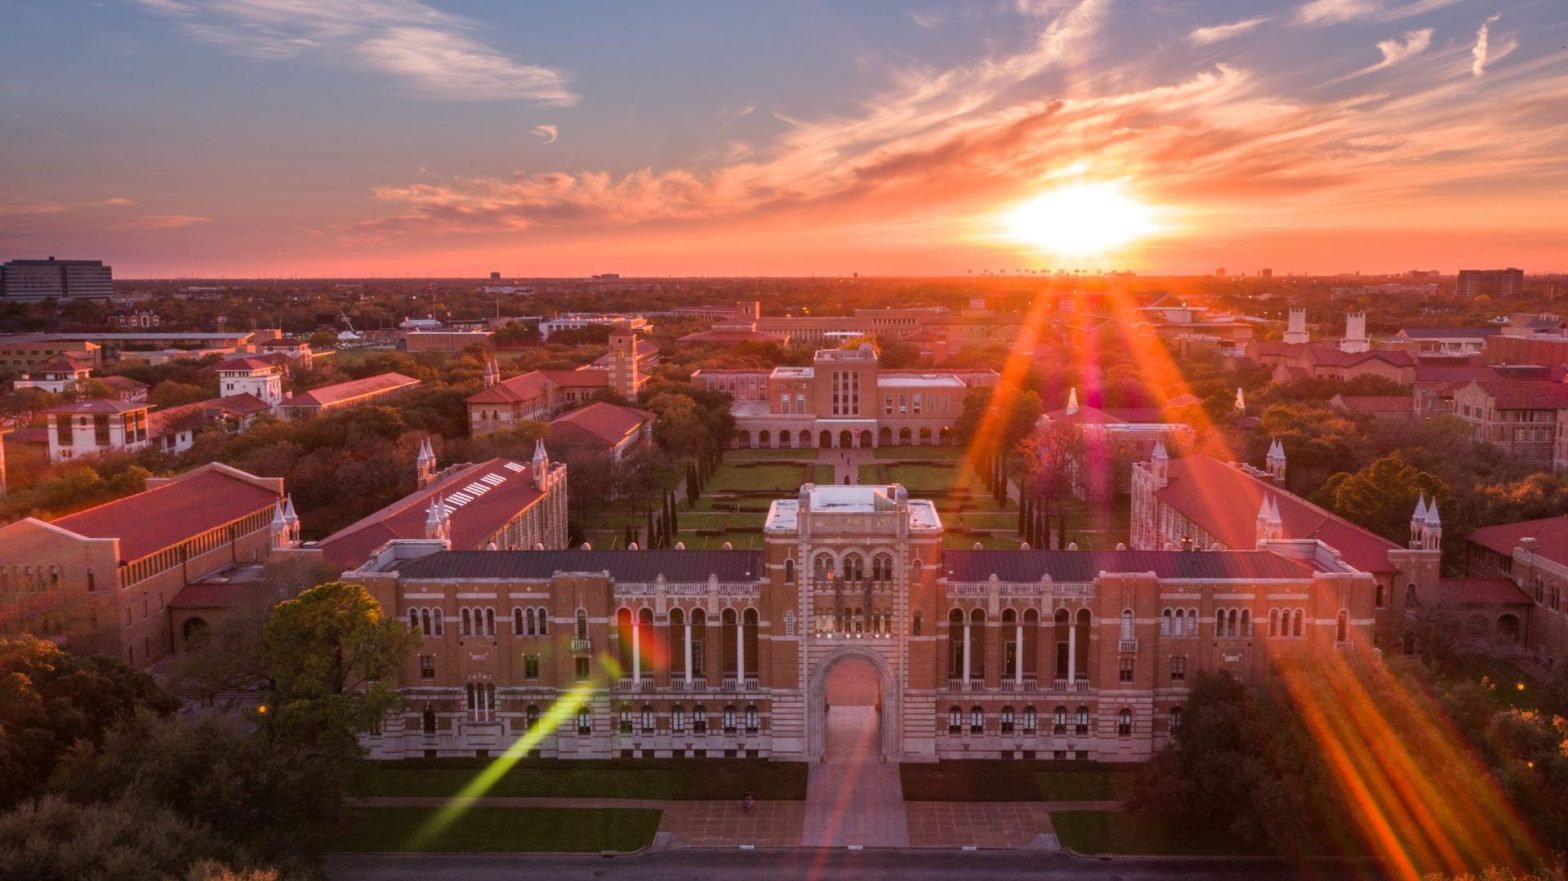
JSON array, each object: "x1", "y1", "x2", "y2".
[
  {"x1": 133, "y1": 0, "x2": 576, "y2": 103},
  {"x1": 1190, "y1": 17, "x2": 1270, "y2": 45},
  {"x1": 1471, "y1": 14, "x2": 1500, "y2": 77},
  {"x1": 530, "y1": 124, "x2": 558, "y2": 144},
  {"x1": 1297, "y1": 0, "x2": 1463, "y2": 26}
]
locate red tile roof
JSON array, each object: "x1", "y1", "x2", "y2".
[
  {"x1": 467, "y1": 370, "x2": 554, "y2": 405},
  {"x1": 98, "y1": 376, "x2": 149, "y2": 393},
  {"x1": 549, "y1": 402, "x2": 653, "y2": 448},
  {"x1": 538, "y1": 368, "x2": 610, "y2": 389},
  {"x1": 215, "y1": 357, "x2": 278, "y2": 372},
  {"x1": 1421, "y1": 578, "x2": 1532, "y2": 606},
  {"x1": 52, "y1": 465, "x2": 282, "y2": 563},
  {"x1": 1468, "y1": 379, "x2": 1568, "y2": 410},
  {"x1": 314, "y1": 458, "x2": 546, "y2": 569},
  {"x1": 1153, "y1": 455, "x2": 1400, "y2": 572},
  {"x1": 679, "y1": 329, "x2": 790, "y2": 344},
  {"x1": 279, "y1": 372, "x2": 419, "y2": 409},
  {"x1": 1468, "y1": 515, "x2": 1568, "y2": 567},
  {"x1": 207, "y1": 393, "x2": 272, "y2": 415},
  {"x1": 44, "y1": 398, "x2": 147, "y2": 415}
]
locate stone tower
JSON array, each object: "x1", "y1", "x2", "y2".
[
  {"x1": 607, "y1": 320, "x2": 640, "y2": 401},
  {"x1": 416, "y1": 437, "x2": 437, "y2": 489},
  {"x1": 1340, "y1": 312, "x2": 1370, "y2": 354},
  {"x1": 1266, "y1": 438, "x2": 1286, "y2": 484},
  {"x1": 1283, "y1": 307, "x2": 1309, "y2": 345}
]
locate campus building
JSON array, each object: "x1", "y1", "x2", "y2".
[
  {"x1": 466, "y1": 324, "x2": 650, "y2": 436},
  {"x1": 346, "y1": 483, "x2": 1377, "y2": 763},
  {"x1": 692, "y1": 344, "x2": 998, "y2": 449}
]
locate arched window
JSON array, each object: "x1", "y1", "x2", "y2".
[
  {"x1": 526, "y1": 704, "x2": 540, "y2": 730},
  {"x1": 1000, "y1": 705, "x2": 1016, "y2": 734},
  {"x1": 784, "y1": 558, "x2": 795, "y2": 583},
  {"x1": 641, "y1": 705, "x2": 656, "y2": 733},
  {"x1": 1227, "y1": 609, "x2": 1239, "y2": 638},
  {"x1": 671, "y1": 705, "x2": 686, "y2": 733},
  {"x1": 461, "y1": 608, "x2": 473, "y2": 636},
  {"x1": 619, "y1": 703, "x2": 634, "y2": 734},
  {"x1": 694, "y1": 704, "x2": 709, "y2": 734},
  {"x1": 421, "y1": 608, "x2": 433, "y2": 636},
  {"x1": 1293, "y1": 609, "x2": 1304, "y2": 637},
  {"x1": 1120, "y1": 609, "x2": 1134, "y2": 640},
  {"x1": 513, "y1": 607, "x2": 525, "y2": 635},
  {"x1": 843, "y1": 554, "x2": 864, "y2": 583},
  {"x1": 577, "y1": 707, "x2": 592, "y2": 735},
  {"x1": 575, "y1": 608, "x2": 589, "y2": 640},
  {"x1": 1268, "y1": 609, "x2": 1280, "y2": 637},
  {"x1": 433, "y1": 608, "x2": 443, "y2": 636},
  {"x1": 1117, "y1": 708, "x2": 1133, "y2": 737},
  {"x1": 1022, "y1": 706, "x2": 1037, "y2": 734},
  {"x1": 1375, "y1": 583, "x2": 1385, "y2": 607},
  {"x1": 409, "y1": 609, "x2": 420, "y2": 631},
  {"x1": 1160, "y1": 608, "x2": 1172, "y2": 636},
  {"x1": 723, "y1": 705, "x2": 738, "y2": 733},
  {"x1": 745, "y1": 705, "x2": 760, "y2": 733},
  {"x1": 873, "y1": 554, "x2": 894, "y2": 583},
  {"x1": 969, "y1": 706, "x2": 984, "y2": 734},
  {"x1": 536, "y1": 608, "x2": 548, "y2": 635},
  {"x1": 1239, "y1": 609, "x2": 1251, "y2": 636},
  {"x1": 1052, "y1": 705, "x2": 1067, "y2": 734},
  {"x1": 485, "y1": 608, "x2": 496, "y2": 636},
  {"x1": 814, "y1": 554, "x2": 832, "y2": 581},
  {"x1": 910, "y1": 558, "x2": 922, "y2": 582},
  {"x1": 1170, "y1": 706, "x2": 1183, "y2": 734},
  {"x1": 948, "y1": 706, "x2": 963, "y2": 734},
  {"x1": 1075, "y1": 706, "x2": 1090, "y2": 735},
  {"x1": 1336, "y1": 610, "x2": 1348, "y2": 643}
]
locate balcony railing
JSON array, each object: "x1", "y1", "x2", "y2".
[
  {"x1": 570, "y1": 638, "x2": 592, "y2": 653},
  {"x1": 1050, "y1": 677, "x2": 1092, "y2": 693},
  {"x1": 999, "y1": 676, "x2": 1038, "y2": 692},
  {"x1": 1119, "y1": 638, "x2": 1139, "y2": 653},
  {"x1": 615, "y1": 677, "x2": 657, "y2": 692},
  {"x1": 948, "y1": 677, "x2": 984, "y2": 692}
]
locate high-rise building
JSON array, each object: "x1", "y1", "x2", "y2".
[
  {"x1": 1, "y1": 257, "x2": 114, "y2": 301},
  {"x1": 1457, "y1": 268, "x2": 1524, "y2": 299}
]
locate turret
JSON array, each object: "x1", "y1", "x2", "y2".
[
  {"x1": 531, "y1": 439, "x2": 550, "y2": 490},
  {"x1": 482, "y1": 354, "x2": 500, "y2": 389},
  {"x1": 270, "y1": 499, "x2": 290, "y2": 549},
  {"x1": 425, "y1": 495, "x2": 451, "y2": 547},
  {"x1": 1234, "y1": 387, "x2": 1246, "y2": 416},
  {"x1": 1065, "y1": 387, "x2": 1079, "y2": 415},
  {"x1": 416, "y1": 437, "x2": 437, "y2": 489},
  {"x1": 1266, "y1": 438, "x2": 1286, "y2": 484},
  {"x1": 1255, "y1": 493, "x2": 1284, "y2": 545},
  {"x1": 1148, "y1": 439, "x2": 1169, "y2": 485},
  {"x1": 1341, "y1": 311, "x2": 1370, "y2": 354},
  {"x1": 1283, "y1": 307, "x2": 1309, "y2": 345},
  {"x1": 607, "y1": 320, "x2": 641, "y2": 400}
]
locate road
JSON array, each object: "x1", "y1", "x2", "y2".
[{"x1": 325, "y1": 849, "x2": 1394, "y2": 881}]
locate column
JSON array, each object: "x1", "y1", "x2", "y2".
[
  {"x1": 736, "y1": 613, "x2": 746, "y2": 683},
  {"x1": 1015, "y1": 620, "x2": 1025, "y2": 687},
  {"x1": 683, "y1": 619, "x2": 693, "y2": 687},
  {"x1": 632, "y1": 618, "x2": 642, "y2": 686},
  {"x1": 962, "y1": 619, "x2": 972, "y2": 685},
  {"x1": 1066, "y1": 622, "x2": 1077, "y2": 684}
]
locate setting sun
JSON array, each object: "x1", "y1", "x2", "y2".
[{"x1": 1004, "y1": 181, "x2": 1163, "y2": 257}]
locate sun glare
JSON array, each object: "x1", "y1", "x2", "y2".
[{"x1": 1003, "y1": 181, "x2": 1162, "y2": 257}]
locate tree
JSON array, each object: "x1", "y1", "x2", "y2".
[
  {"x1": 0, "y1": 637, "x2": 176, "y2": 809},
  {"x1": 150, "y1": 381, "x2": 214, "y2": 409},
  {"x1": 1321, "y1": 453, "x2": 1450, "y2": 543},
  {"x1": 261, "y1": 582, "x2": 417, "y2": 758},
  {"x1": 953, "y1": 385, "x2": 1044, "y2": 458}
]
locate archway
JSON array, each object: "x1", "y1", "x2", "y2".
[
  {"x1": 737, "y1": 430, "x2": 751, "y2": 449},
  {"x1": 820, "y1": 430, "x2": 833, "y2": 449},
  {"x1": 1497, "y1": 613, "x2": 1521, "y2": 645},
  {"x1": 898, "y1": 427, "x2": 912, "y2": 444},
  {"x1": 780, "y1": 431, "x2": 793, "y2": 448},
  {"x1": 918, "y1": 427, "x2": 932, "y2": 445},
  {"x1": 759, "y1": 429, "x2": 772, "y2": 448},
  {"x1": 839, "y1": 430, "x2": 853, "y2": 449},
  {"x1": 879, "y1": 427, "x2": 893, "y2": 446},
  {"x1": 859, "y1": 430, "x2": 873, "y2": 449},
  {"x1": 809, "y1": 648, "x2": 896, "y2": 761},
  {"x1": 799, "y1": 430, "x2": 812, "y2": 448}
]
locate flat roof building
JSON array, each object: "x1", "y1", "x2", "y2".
[{"x1": 1, "y1": 257, "x2": 113, "y2": 301}]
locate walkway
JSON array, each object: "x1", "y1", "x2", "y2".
[{"x1": 802, "y1": 706, "x2": 911, "y2": 847}]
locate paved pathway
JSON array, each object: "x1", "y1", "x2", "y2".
[
  {"x1": 906, "y1": 802, "x2": 1054, "y2": 848},
  {"x1": 803, "y1": 707, "x2": 910, "y2": 847}
]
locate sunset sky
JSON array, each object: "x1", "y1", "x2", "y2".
[{"x1": 2, "y1": 0, "x2": 1565, "y2": 278}]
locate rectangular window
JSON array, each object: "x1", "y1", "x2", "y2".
[
  {"x1": 94, "y1": 414, "x2": 110, "y2": 446},
  {"x1": 912, "y1": 393, "x2": 922, "y2": 415},
  {"x1": 524, "y1": 654, "x2": 540, "y2": 679},
  {"x1": 419, "y1": 655, "x2": 436, "y2": 679},
  {"x1": 1170, "y1": 655, "x2": 1186, "y2": 682},
  {"x1": 1119, "y1": 656, "x2": 1135, "y2": 682},
  {"x1": 884, "y1": 394, "x2": 893, "y2": 416},
  {"x1": 56, "y1": 415, "x2": 72, "y2": 446},
  {"x1": 575, "y1": 657, "x2": 591, "y2": 681}
]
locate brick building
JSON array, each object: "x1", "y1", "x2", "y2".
[{"x1": 346, "y1": 483, "x2": 1376, "y2": 763}]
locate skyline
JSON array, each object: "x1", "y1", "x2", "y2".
[{"x1": 3, "y1": 0, "x2": 1567, "y2": 277}]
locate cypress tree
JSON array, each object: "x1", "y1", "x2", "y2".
[
  {"x1": 669, "y1": 490, "x2": 680, "y2": 535},
  {"x1": 646, "y1": 508, "x2": 656, "y2": 549}
]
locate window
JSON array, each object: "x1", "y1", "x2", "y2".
[
  {"x1": 912, "y1": 611, "x2": 922, "y2": 637},
  {"x1": 1160, "y1": 608, "x2": 1171, "y2": 636},
  {"x1": 1053, "y1": 705, "x2": 1068, "y2": 735},
  {"x1": 1000, "y1": 706, "x2": 1015, "y2": 734},
  {"x1": 1119, "y1": 657, "x2": 1134, "y2": 682},
  {"x1": 433, "y1": 609, "x2": 443, "y2": 636},
  {"x1": 1293, "y1": 609, "x2": 1304, "y2": 637},
  {"x1": 672, "y1": 706, "x2": 686, "y2": 733},
  {"x1": 577, "y1": 708, "x2": 592, "y2": 735},
  {"x1": 514, "y1": 607, "x2": 526, "y2": 635},
  {"x1": 524, "y1": 654, "x2": 540, "y2": 679},
  {"x1": 423, "y1": 709, "x2": 437, "y2": 734},
  {"x1": 1239, "y1": 609, "x2": 1251, "y2": 636},
  {"x1": 1117, "y1": 709, "x2": 1133, "y2": 737},
  {"x1": 1336, "y1": 610, "x2": 1348, "y2": 643},
  {"x1": 784, "y1": 559, "x2": 795, "y2": 583},
  {"x1": 641, "y1": 705, "x2": 656, "y2": 734},
  {"x1": 1075, "y1": 706, "x2": 1090, "y2": 735},
  {"x1": 1170, "y1": 655, "x2": 1186, "y2": 682},
  {"x1": 723, "y1": 705, "x2": 738, "y2": 734},
  {"x1": 1375, "y1": 584, "x2": 1385, "y2": 608},
  {"x1": 461, "y1": 608, "x2": 473, "y2": 636},
  {"x1": 466, "y1": 681, "x2": 496, "y2": 722},
  {"x1": 1268, "y1": 608, "x2": 1280, "y2": 637},
  {"x1": 694, "y1": 705, "x2": 709, "y2": 734},
  {"x1": 485, "y1": 608, "x2": 496, "y2": 636},
  {"x1": 575, "y1": 657, "x2": 591, "y2": 682},
  {"x1": 419, "y1": 654, "x2": 436, "y2": 680},
  {"x1": 745, "y1": 705, "x2": 760, "y2": 733},
  {"x1": 619, "y1": 704, "x2": 634, "y2": 734},
  {"x1": 948, "y1": 706, "x2": 963, "y2": 734},
  {"x1": 1170, "y1": 706, "x2": 1184, "y2": 734},
  {"x1": 1022, "y1": 706, "x2": 1037, "y2": 734},
  {"x1": 970, "y1": 706, "x2": 984, "y2": 735},
  {"x1": 526, "y1": 705, "x2": 540, "y2": 730}
]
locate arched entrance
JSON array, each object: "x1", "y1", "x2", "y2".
[
  {"x1": 808, "y1": 648, "x2": 897, "y2": 761},
  {"x1": 820, "y1": 430, "x2": 833, "y2": 449},
  {"x1": 839, "y1": 430, "x2": 853, "y2": 449}
]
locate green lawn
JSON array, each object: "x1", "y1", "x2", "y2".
[
  {"x1": 886, "y1": 463, "x2": 992, "y2": 497},
  {"x1": 674, "y1": 530, "x2": 764, "y2": 549},
  {"x1": 900, "y1": 762, "x2": 1132, "y2": 802},
  {"x1": 873, "y1": 446, "x2": 965, "y2": 460},
  {"x1": 812, "y1": 463, "x2": 835, "y2": 484},
  {"x1": 349, "y1": 759, "x2": 808, "y2": 801},
  {"x1": 1050, "y1": 811, "x2": 1261, "y2": 856},
  {"x1": 704, "y1": 462, "x2": 809, "y2": 494},
  {"x1": 729, "y1": 448, "x2": 825, "y2": 460},
  {"x1": 334, "y1": 806, "x2": 660, "y2": 853}
]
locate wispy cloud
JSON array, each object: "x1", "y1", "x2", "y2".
[
  {"x1": 530, "y1": 124, "x2": 558, "y2": 145},
  {"x1": 1329, "y1": 28, "x2": 1434, "y2": 81},
  {"x1": 131, "y1": 214, "x2": 213, "y2": 229},
  {"x1": 1297, "y1": 0, "x2": 1463, "y2": 26},
  {"x1": 0, "y1": 196, "x2": 133, "y2": 217},
  {"x1": 908, "y1": 9, "x2": 945, "y2": 31},
  {"x1": 1189, "y1": 17, "x2": 1270, "y2": 45},
  {"x1": 133, "y1": 0, "x2": 576, "y2": 103},
  {"x1": 1470, "y1": 14, "x2": 1500, "y2": 77}
]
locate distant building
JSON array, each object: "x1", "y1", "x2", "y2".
[
  {"x1": 404, "y1": 329, "x2": 494, "y2": 353},
  {"x1": 43, "y1": 399, "x2": 150, "y2": 462},
  {"x1": 466, "y1": 330, "x2": 647, "y2": 436},
  {"x1": 0, "y1": 257, "x2": 113, "y2": 301},
  {"x1": 277, "y1": 372, "x2": 421, "y2": 420},
  {"x1": 1037, "y1": 389, "x2": 1195, "y2": 500},
  {"x1": 109, "y1": 309, "x2": 162, "y2": 329},
  {"x1": 1457, "y1": 268, "x2": 1524, "y2": 299},
  {"x1": 13, "y1": 354, "x2": 94, "y2": 394},
  {"x1": 1451, "y1": 379, "x2": 1568, "y2": 470},
  {"x1": 539, "y1": 313, "x2": 650, "y2": 340},
  {"x1": 1390, "y1": 327, "x2": 1498, "y2": 355},
  {"x1": 0, "y1": 463, "x2": 285, "y2": 668},
  {"x1": 549, "y1": 402, "x2": 655, "y2": 462},
  {"x1": 1464, "y1": 514, "x2": 1568, "y2": 662},
  {"x1": 0, "y1": 337, "x2": 101, "y2": 371},
  {"x1": 215, "y1": 357, "x2": 285, "y2": 408}
]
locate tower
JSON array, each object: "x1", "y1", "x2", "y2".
[
  {"x1": 531, "y1": 438, "x2": 551, "y2": 491},
  {"x1": 416, "y1": 437, "x2": 437, "y2": 489},
  {"x1": 482, "y1": 354, "x2": 500, "y2": 389},
  {"x1": 1266, "y1": 438, "x2": 1286, "y2": 484},
  {"x1": 1410, "y1": 495, "x2": 1442, "y2": 551},
  {"x1": 1065, "y1": 387, "x2": 1079, "y2": 415},
  {"x1": 1256, "y1": 494, "x2": 1283, "y2": 546},
  {"x1": 1149, "y1": 439, "x2": 1169, "y2": 485},
  {"x1": 424, "y1": 495, "x2": 451, "y2": 547},
  {"x1": 271, "y1": 496, "x2": 300, "y2": 548},
  {"x1": 1340, "y1": 312, "x2": 1370, "y2": 354},
  {"x1": 1234, "y1": 387, "x2": 1246, "y2": 416},
  {"x1": 607, "y1": 320, "x2": 640, "y2": 401},
  {"x1": 1283, "y1": 307, "x2": 1309, "y2": 345}
]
